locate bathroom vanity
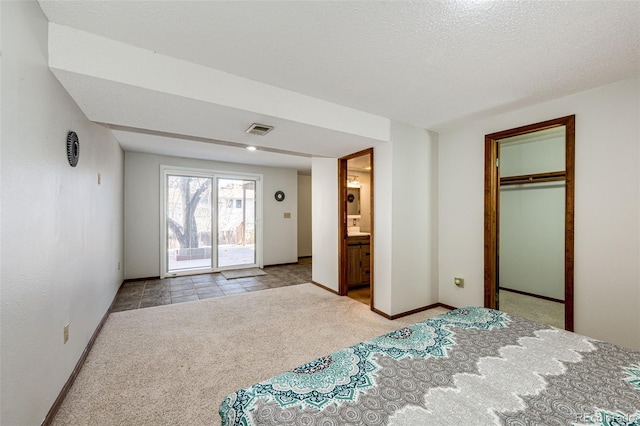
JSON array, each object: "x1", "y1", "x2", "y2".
[{"x1": 347, "y1": 234, "x2": 370, "y2": 287}]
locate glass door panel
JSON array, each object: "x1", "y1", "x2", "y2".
[
  {"x1": 166, "y1": 175, "x2": 213, "y2": 272},
  {"x1": 217, "y1": 178, "x2": 256, "y2": 268}
]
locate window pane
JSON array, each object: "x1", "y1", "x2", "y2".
[
  {"x1": 217, "y1": 178, "x2": 256, "y2": 267},
  {"x1": 166, "y1": 175, "x2": 212, "y2": 272}
]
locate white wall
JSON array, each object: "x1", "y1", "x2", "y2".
[
  {"x1": 387, "y1": 122, "x2": 439, "y2": 315},
  {"x1": 500, "y1": 183, "x2": 565, "y2": 300},
  {"x1": 372, "y1": 122, "x2": 439, "y2": 315},
  {"x1": 500, "y1": 135, "x2": 566, "y2": 300},
  {"x1": 0, "y1": 2, "x2": 125, "y2": 424},
  {"x1": 297, "y1": 174, "x2": 312, "y2": 257},
  {"x1": 124, "y1": 152, "x2": 298, "y2": 279},
  {"x1": 374, "y1": 142, "x2": 394, "y2": 313},
  {"x1": 439, "y1": 77, "x2": 640, "y2": 351},
  {"x1": 311, "y1": 158, "x2": 339, "y2": 291},
  {"x1": 309, "y1": 123, "x2": 439, "y2": 315}
]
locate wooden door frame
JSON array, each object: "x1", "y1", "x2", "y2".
[
  {"x1": 484, "y1": 115, "x2": 575, "y2": 331},
  {"x1": 339, "y1": 148, "x2": 374, "y2": 309}
]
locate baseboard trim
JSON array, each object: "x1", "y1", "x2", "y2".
[
  {"x1": 311, "y1": 280, "x2": 340, "y2": 295},
  {"x1": 438, "y1": 303, "x2": 458, "y2": 311},
  {"x1": 373, "y1": 303, "x2": 457, "y2": 320},
  {"x1": 371, "y1": 307, "x2": 392, "y2": 319},
  {"x1": 42, "y1": 282, "x2": 122, "y2": 426},
  {"x1": 500, "y1": 287, "x2": 564, "y2": 304}
]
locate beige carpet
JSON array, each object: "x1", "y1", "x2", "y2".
[
  {"x1": 499, "y1": 289, "x2": 564, "y2": 329},
  {"x1": 52, "y1": 283, "x2": 449, "y2": 425}
]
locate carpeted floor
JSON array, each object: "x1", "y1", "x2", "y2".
[
  {"x1": 499, "y1": 289, "x2": 564, "y2": 329},
  {"x1": 52, "y1": 283, "x2": 449, "y2": 425}
]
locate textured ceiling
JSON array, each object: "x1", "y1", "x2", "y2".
[{"x1": 39, "y1": 0, "x2": 640, "y2": 171}]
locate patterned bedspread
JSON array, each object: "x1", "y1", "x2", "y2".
[{"x1": 219, "y1": 307, "x2": 640, "y2": 425}]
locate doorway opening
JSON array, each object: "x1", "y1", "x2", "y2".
[
  {"x1": 484, "y1": 115, "x2": 575, "y2": 331},
  {"x1": 339, "y1": 149, "x2": 374, "y2": 308},
  {"x1": 161, "y1": 166, "x2": 262, "y2": 278}
]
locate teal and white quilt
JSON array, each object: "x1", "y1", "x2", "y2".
[{"x1": 220, "y1": 307, "x2": 640, "y2": 425}]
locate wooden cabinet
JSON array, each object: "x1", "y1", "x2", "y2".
[{"x1": 347, "y1": 235, "x2": 370, "y2": 287}]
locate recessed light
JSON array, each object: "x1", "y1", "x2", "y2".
[{"x1": 246, "y1": 146, "x2": 257, "y2": 151}]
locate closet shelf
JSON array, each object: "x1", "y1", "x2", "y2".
[{"x1": 500, "y1": 170, "x2": 565, "y2": 186}]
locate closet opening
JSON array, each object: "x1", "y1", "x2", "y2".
[{"x1": 484, "y1": 115, "x2": 575, "y2": 331}]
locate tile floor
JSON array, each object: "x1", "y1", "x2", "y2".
[{"x1": 112, "y1": 258, "x2": 312, "y2": 312}]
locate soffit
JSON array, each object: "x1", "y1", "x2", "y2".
[{"x1": 39, "y1": 1, "x2": 640, "y2": 130}]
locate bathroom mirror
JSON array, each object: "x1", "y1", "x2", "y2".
[{"x1": 347, "y1": 188, "x2": 360, "y2": 216}]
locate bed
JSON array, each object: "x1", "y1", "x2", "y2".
[{"x1": 220, "y1": 307, "x2": 640, "y2": 425}]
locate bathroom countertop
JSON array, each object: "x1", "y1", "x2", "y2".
[{"x1": 348, "y1": 232, "x2": 370, "y2": 237}]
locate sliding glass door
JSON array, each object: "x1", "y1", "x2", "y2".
[
  {"x1": 166, "y1": 174, "x2": 213, "y2": 272},
  {"x1": 162, "y1": 168, "x2": 261, "y2": 277},
  {"x1": 217, "y1": 178, "x2": 257, "y2": 268}
]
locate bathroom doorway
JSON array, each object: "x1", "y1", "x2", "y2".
[{"x1": 339, "y1": 149, "x2": 373, "y2": 308}]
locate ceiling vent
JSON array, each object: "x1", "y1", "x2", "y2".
[{"x1": 245, "y1": 123, "x2": 274, "y2": 136}]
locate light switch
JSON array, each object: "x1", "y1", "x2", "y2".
[{"x1": 284, "y1": 212, "x2": 291, "y2": 219}]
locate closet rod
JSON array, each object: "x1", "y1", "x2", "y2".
[{"x1": 500, "y1": 170, "x2": 566, "y2": 186}]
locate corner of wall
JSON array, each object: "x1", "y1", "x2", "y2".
[{"x1": 384, "y1": 122, "x2": 439, "y2": 315}]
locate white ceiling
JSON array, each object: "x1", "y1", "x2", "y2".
[{"x1": 39, "y1": 1, "x2": 640, "y2": 173}]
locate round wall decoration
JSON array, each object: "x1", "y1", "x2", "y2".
[
  {"x1": 66, "y1": 131, "x2": 80, "y2": 167},
  {"x1": 274, "y1": 190, "x2": 285, "y2": 202}
]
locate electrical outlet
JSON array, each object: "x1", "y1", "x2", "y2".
[
  {"x1": 283, "y1": 212, "x2": 291, "y2": 219},
  {"x1": 454, "y1": 277, "x2": 464, "y2": 288},
  {"x1": 63, "y1": 323, "x2": 69, "y2": 344}
]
